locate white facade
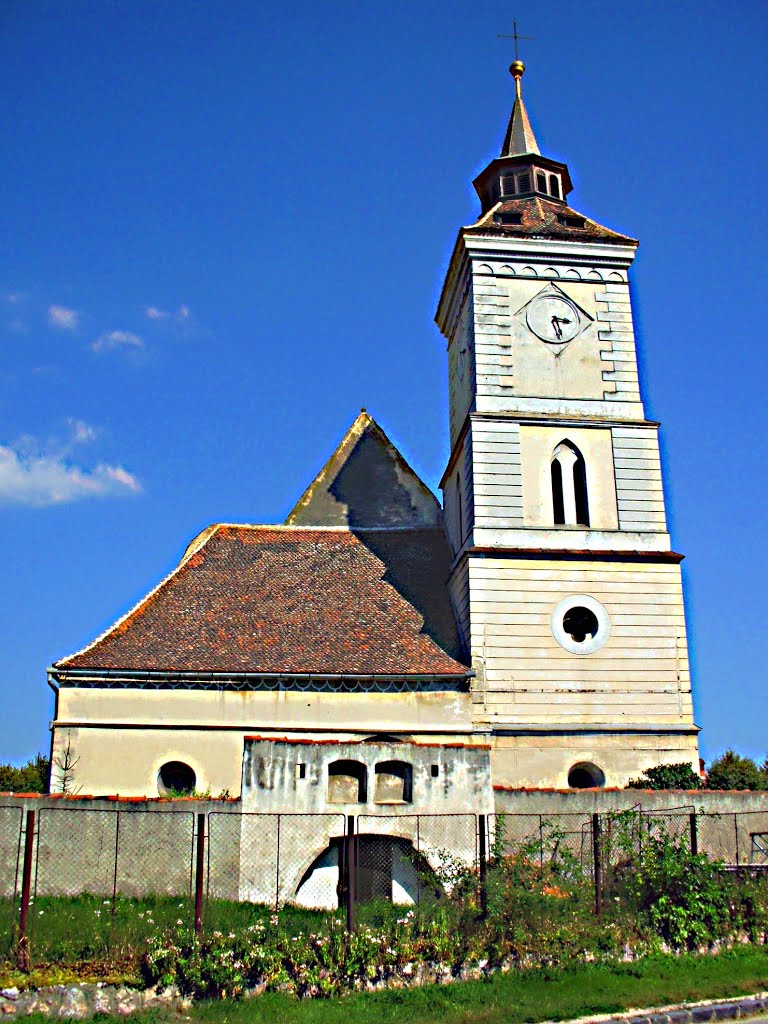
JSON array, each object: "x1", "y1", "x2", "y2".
[{"x1": 436, "y1": 83, "x2": 699, "y2": 789}]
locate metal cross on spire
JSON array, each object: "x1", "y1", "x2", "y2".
[{"x1": 497, "y1": 18, "x2": 534, "y2": 61}]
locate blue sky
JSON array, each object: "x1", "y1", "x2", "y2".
[{"x1": 1, "y1": 1, "x2": 766, "y2": 768}]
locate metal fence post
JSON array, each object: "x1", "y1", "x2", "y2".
[
  {"x1": 344, "y1": 815, "x2": 355, "y2": 932},
  {"x1": 592, "y1": 813, "x2": 602, "y2": 921},
  {"x1": 689, "y1": 812, "x2": 698, "y2": 856},
  {"x1": 194, "y1": 813, "x2": 205, "y2": 935},
  {"x1": 478, "y1": 814, "x2": 488, "y2": 919},
  {"x1": 16, "y1": 809, "x2": 36, "y2": 973}
]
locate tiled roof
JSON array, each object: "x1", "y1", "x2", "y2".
[
  {"x1": 56, "y1": 526, "x2": 469, "y2": 677},
  {"x1": 464, "y1": 196, "x2": 637, "y2": 246}
]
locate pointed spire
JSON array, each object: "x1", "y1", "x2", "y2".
[{"x1": 500, "y1": 60, "x2": 540, "y2": 157}]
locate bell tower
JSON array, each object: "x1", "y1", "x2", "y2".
[{"x1": 435, "y1": 61, "x2": 699, "y2": 788}]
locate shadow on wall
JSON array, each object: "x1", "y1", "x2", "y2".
[
  {"x1": 351, "y1": 527, "x2": 465, "y2": 664},
  {"x1": 326, "y1": 428, "x2": 440, "y2": 529},
  {"x1": 288, "y1": 418, "x2": 468, "y2": 665}
]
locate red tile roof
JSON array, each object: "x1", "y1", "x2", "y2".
[
  {"x1": 56, "y1": 526, "x2": 469, "y2": 677},
  {"x1": 464, "y1": 196, "x2": 637, "y2": 246}
]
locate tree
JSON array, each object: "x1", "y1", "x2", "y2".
[
  {"x1": 51, "y1": 739, "x2": 80, "y2": 794},
  {"x1": 705, "y1": 750, "x2": 764, "y2": 791},
  {"x1": 0, "y1": 754, "x2": 50, "y2": 793},
  {"x1": 626, "y1": 762, "x2": 702, "y2": 790}
]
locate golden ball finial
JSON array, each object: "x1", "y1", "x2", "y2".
[{"x1": 509, "y1": 59, "x2": 525, "y2": 79}]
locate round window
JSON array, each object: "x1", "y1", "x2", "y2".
[
  {"x1": 157, "y1": 761, "x2": 196, "y2": 796},
  {"x1": 568, "y1": 762, "x2": 605, "y2": 789},
  {"x1": 551, "y1": 595, "x2": 610, "y2": 655}
]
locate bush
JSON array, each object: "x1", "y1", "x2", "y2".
[
  {"x1": 0, "y1": 753, "x2": 49, "y2": 793},
  {"x1": 137, "y1": 816, "x2": 768, "y2": 1001},
  {"x1": 615, "y1": 826, "x2": 733, "y2": 949},
  {"x1": 626, "y1": 763, "x2": 702, "y2": 790},
  {"x1": 706, "y1": 751, "x2": 765, "y2": 791}
]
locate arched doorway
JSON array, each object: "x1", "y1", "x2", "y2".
[{"x1": 294, "y1": 835, "x2": 435, "y2": 908}]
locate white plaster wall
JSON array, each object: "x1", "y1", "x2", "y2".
[
  {"x1": 490, "y1": 731, "x2": 700, "y2": 790},
  {"x1": 466, "y1": 555, "x2": 694, "y2": 728},
  {"x1": 518, "y1": 424, "x2": 618, "y2": 530},
  {"x1": 612, "y1": 425, "x2": 668, "y2": 532}
]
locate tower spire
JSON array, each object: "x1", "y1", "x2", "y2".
[{"x1": 501, "y1": 60, "x2": 540, "y2": 157}]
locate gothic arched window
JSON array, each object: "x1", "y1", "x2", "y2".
[
  {"x1": 551, "y1": 441, "x2": 590, "y2": 527},
  {"x1": 549, "y1": 174, "x2": 560, "y2": 199}
]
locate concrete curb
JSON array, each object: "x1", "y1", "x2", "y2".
[{"x1": 550, "y1": 992, "x2": 768, "y2": 1024}]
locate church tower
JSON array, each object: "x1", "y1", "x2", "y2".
[{"x1": 435, "y1": 60, "x2": 699, "y2": 788}]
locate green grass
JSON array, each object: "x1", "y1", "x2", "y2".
[
  {"x1": 0, "y1": 895, "x2": 330, "y2": 967},
  {"x1": 18, "y1": 946, "x2": 768, "y2": 1024}
]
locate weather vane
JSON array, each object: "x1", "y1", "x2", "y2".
[{"x1": 497, "y1": 17, "x2": 534, "y2": 61}]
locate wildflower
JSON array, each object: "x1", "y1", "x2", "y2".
[
  {"x1": 228, "y1": 932, "x2": 236, "y2": 939},
  {"x1": 38, "y1": 911, "x2": 44, "y2": 916},
  {"x1": 103, "y1": 900, "x2": 110, "y2": 905},
  {"x1": 270, "y1": 914, "x2": 279, "y2": 925},
  {"x1": 542, "y1": 884, "x2": 569, "y2": 899},
  {"x1": 176, "y1": 919, "x2": 183, "y2": 926}
]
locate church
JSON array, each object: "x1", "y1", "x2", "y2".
[{"x1": 47, "y1": 58, "x2": 699, "y2": 804}]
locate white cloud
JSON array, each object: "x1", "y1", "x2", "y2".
[
  {"x1": 48, "y1": 305, "x2": 80, "y2": 331},
  {"x1": 0, "y1": 443, "x2": 141, "y2": 507},
  {"x1": 91, "y1": 329, "x2": 144, "y2": 352},
  {"x1": 66, "y1": 418, "x2": 98, "y2": 444},
  {"x1": 144, "y1": 304, "x2": 191, "y2": 323}
]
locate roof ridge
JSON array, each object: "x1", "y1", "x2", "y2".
[
  {"x1": 218, "y1": 523, "x2": 445, "y2": 533},
  {"x1": 55, "y1": 524, "x2": 221, "y2": 668}
]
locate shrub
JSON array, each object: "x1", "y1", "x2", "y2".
[
  {"x1": 616, "y1": 824, "x2": 733, "y2": 949},
  {"x1": 626, "y1": 763, "x2": 702, "y2": 790},
  {"x1": 706, "y1": 751, "x2": 764, "y2": 791},
  {"x1": 0, "y1": 753, "x2": 49, "y2": 793}
]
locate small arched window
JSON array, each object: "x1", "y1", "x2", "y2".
[
  {"x1": 157, "y1": 761, "x2": 196, "y2": 797},
  {"x1": 551, "y1": 442, "x2": 590, "y2": 527},
  {"x1": 374, "y1": 761, "x2": 413, "y2": 804},
  {"x1": 536, "y1": 171, "x2": 547, "y2": 193},
  {"x1": 568, "y1": 762, "x2": 605, "y2": 789},
  {"x1": 328, "y1": 760, "x2": 367, "y2": 803},
  {"x1": 549, "y1": 174, "x2": 560, "y2": 198}
]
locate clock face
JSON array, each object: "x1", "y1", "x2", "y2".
[{"x1": 526, "y1": 294, "x2": 581, "y2": 344}]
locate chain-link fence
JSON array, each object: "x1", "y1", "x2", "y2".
[
  {"x1": 207, "y1": 812, "x2": 347, "y2": 910},
  {"x1": 0, "y1": 807, "x2": 23, "y2": 957},
  {"x1": 488, "y1": 811, "x2": 596, "y2": 878},
  {"x1": 355, "y1": 813, "x2": 478, "y2": 908},
  {"x1": 3, "y1": 804, "x2": 768, "y2": 971}
]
